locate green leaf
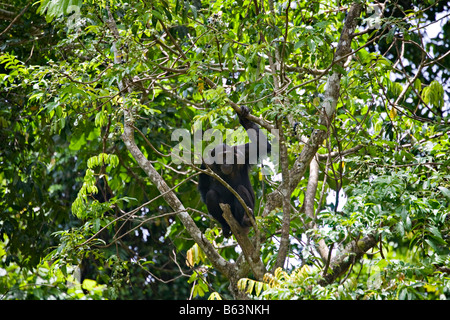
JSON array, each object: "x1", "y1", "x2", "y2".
[
  {"x1": 294, "y1": 40, "x2": 304, "y2": 50},
  {"x1": 208, "y1": 292, "x2": 222, "y2": 300},
  {"x1": 82, "y1": 279, "x2": 97, "y2": 291},
  {"x1": 37, "y1": 0, "x2": 76, "y2": 22},
  {"x1": 428, "y1": 226, "x2": 447, "y2": 245},
  {"x1": 152, "y1": 9, "x2": 164, "y2": 21},
  {"x1": 307, "y1": 38, "x2": 316, "y2": 53},
  {"x1": 421, "y1": 80, "x2": 444, "y2": 108},
  {"x1": 386, "y1": 27, "x2": 396, "y2": 44},
  {"x1": 425, "y1": 239, "x2": 441, "y2": 252},
  {"x1": 438, "y1": 187, "x2": 450, "y2": 200},
  {"x1": 255, "y1": 281, "x2": 264, "y2": 297},
  {"x1": 69, "y1": 133, "x2": 86, "y2": 151},
  {"x1": 396, "y1": 221, "x2": 405, "y2": 237},
  {"x1": 413, "y1": 78, "x2": 422, "y2": 92},
  {"x1": 222, "y1": 42, "x2": 230, "y2": 57},
  {"x1": 245, "y1": 279, "x2": 255, "y2": 294}
]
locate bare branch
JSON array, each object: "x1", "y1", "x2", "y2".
[
  {"x1": 220, "y1": 204, "x2": 266, "y2": 280},
  {"x1": 304, "y1": 157, "x2": 329, "y2": 263},
  {"x1": 273, "y1": 117, "x2": 291, "y2": 270},
  {"x1": 317, "y1": 144, "x2": 365, "y2": 160}
]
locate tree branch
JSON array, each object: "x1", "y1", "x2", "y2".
[
  {"x1": 319, "y1": 234, "x2": 378, "y2": 285},
  {"x1": 317, "y1": 144, "x2": 365, "y2": 160},
  {"x1": 263, "y1": 3, "x2": 364, "y2": 217},
  {"x1": 220, "y1": 204, "x2": 266, "y2": 280},
  {"x1": 0, "y1": 2, "x2": 30, "y2": 38},
  {"x1": 122, "y1": 120, "x2": 237, "y2": 277},
  {"x1": 273, "y1": 117, "x2": 291, "y2": 270},
  {"x1": 304, "y1": 157, "x2": 329, "y2": 263}
]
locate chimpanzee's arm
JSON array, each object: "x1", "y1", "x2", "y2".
[
  {"x1": 238, "y1": 106, "x2": 271, "y2": 162},
  {"x1": 198, "y1": 163, "x2": 212, "y2": 203}
]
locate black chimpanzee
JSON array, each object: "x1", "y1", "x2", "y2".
[{"x1": 198, "y1": 106, "x2": 271, "y2": 237}]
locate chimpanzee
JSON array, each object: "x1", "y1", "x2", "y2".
[{"x1": 198, "y1": 106, "x2": 271, "y2": 237}]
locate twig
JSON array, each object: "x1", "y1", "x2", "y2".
[{"x1": 0, "y1": 2, "x2": 30, "y2": 38}]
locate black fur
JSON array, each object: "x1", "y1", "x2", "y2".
[{"x1": 198, "y1": 106, "x2": 271, "y2": 237}]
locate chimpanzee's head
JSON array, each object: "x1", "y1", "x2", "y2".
[{"x1": 206, "y1": 143, "x2": 245, "y2": 176}]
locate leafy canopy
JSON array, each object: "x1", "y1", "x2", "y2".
[{"x1": 1, "y1": 0, "x2": 450, "y2": 300}]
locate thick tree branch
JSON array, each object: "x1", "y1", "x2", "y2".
[
  {"x1": 304, "y1": 157, "x2": 329, "y2": 263},
  {"x1": 220, "y1": 204, "x2": 266, "y2": 280},
  {"x1": 273, "y1": 118, "x2": 291, "y2": 270},
  {"x1": 319, "y1": 234, "x2": 378, "y2": 285}
]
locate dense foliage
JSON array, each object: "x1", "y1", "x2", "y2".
[{"x1": 1, "y1": 0, "x2": 449, "y2": 300}]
